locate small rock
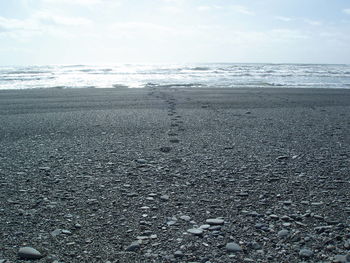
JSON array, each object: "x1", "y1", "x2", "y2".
[
  {"x1": 18, "y1": 247, "x2": 43, "y2": 260},
  {"x1": 333, "y1": 254, "x2": 350, "y2": 263},
  {"x1": 226, "y1": 242, "x2": 242, "y2": 253},
  {"x1": 159, "y1": 146, "x2": 172, "y2": 153},
  {"x1": 206, "y1": 218, "x2": 224, "y2": 225},
  {"x1": 126, "y1": 241, "x2": 141, "y2": 252},
  {"x1": 248, "y1": 241, "x2": 261, "y2": 250},
  {"x1": 160, "y1": 195, "x2": 169, "y2": 201},
  {"x1": 51, "y1": 229, "x2": 62, "y2": 237},
  {"x1": 299, "y1": 248, "x2": 314, "y2": 258},
  {"x1": 278, "y1": 229, "x2": 289, "y2": 238},
  {"x1": 180, "y1": 215, "x2": 191, "y2": 221},
  {"x1": 38, "y1": 166, "x2": 50, "y2": 171},
  {"x1": 174, "y1": 250, "x2": 184, "y2": 258},
  {"x1": 187, "y1": 228, "x2": 203, "y2": 236}
]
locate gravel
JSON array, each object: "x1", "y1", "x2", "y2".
[{"x1": 0, "y1": 87, "x2": 350, "y2": 262}]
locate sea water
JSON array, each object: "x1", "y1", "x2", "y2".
[{"x1": 0, "y1": 63, "x2": 349, "y2": 90}]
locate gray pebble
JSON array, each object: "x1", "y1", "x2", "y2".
[
  {"x1": 180, "y1": 215, "x2": 191, "y2": 221},
  {"x1": 126, "y1": 241, "x2": 141, "y2": 252},
  {"x1": 18, "y1": 247, "x2": 43, "y2": 260},
  {"x1": 333, "y1": 254, "x2": 350, "y2": 263},
  {"x1": 226, "y1": 242, "x2": 242, "y2": 253},
  {"x1": 51, "y1": 229, "x2": 62, "y2": 237},
  {"x1": 174, "y1": 250, "x2": 184, "y2": 258},
  {"x1": 206, "y1": 218, "x2": 224, "y2": 225},
  {"x1": 160, "y1": 195, "x2": 169, "y2": 201},
  {"x1": 187, "y1": 228, "x2": 203, "y2": 236},
  {"x1": 299, "y1": 248, "x2": 314, "y2": 258},
  {"x1": 277, "y1": 229, "x2": 289, "y2": 238}
]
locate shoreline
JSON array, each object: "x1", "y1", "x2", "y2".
[
  {"x1": 1, "y1": 87, "x2": 349, "y2": 262},
  {"x1": 1, "y1": 85, "x2": 350, "y2": 92}
]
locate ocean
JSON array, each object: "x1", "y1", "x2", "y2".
[{"x1": 0, "y1": 63, "x2": 349, "y2": 90}]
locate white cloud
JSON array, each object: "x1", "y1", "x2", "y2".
[
  {"x1": 34, "y1": 11, "x2": 92, "y2": 26},
  {"x1": 275, "y1": 16, "x2": 292, "y2": 22},
  {"x1": 160, "y1": 6, "x2": 183, "y2": 14},
  {"x1": 268, "y1": 29, "x2": 309, "y2": 41},
  {"x1": 0, "y1": 16, "x2": 36, "y2": 31},
  {"x1": 197, "y1": 5, "x2": 222, "y2": 12},
  {"x1": 0, "y1": 16, "x2": 41, "y2": 40},
  {"x1": 110, "y1": 22, "x2": 170, "y2": 31},
  {"x1": 343, "y1": 9, "x2": 350, "y2": 15},
  {"x1": 42, "y1": 0, "x2": 103, "y2": 5},
  {"x1": 0, "y1": 10, "x2": 93, "y2": 41},
  {"x1": 197, "y1": 6, "x2": 211, "y2": 11},
  {"x1": 230, "y1": 5, "x2": 255, "y2": 16},
  {"x1": 108, "y1": 22, "x2": 172, "y2": 39},
  {"x1": 304, "y1": 19, "x2": 322, "y2": 26}
]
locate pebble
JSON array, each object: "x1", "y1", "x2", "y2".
[
  {"x1": 51, "y1": 229, "x2": 62, "y2": 237},
  {"x1": 299, "y1": 248, "x2": 314, "y2": 258},
  {"x1": 226, "y1": 242, "x2": 242, "y2": 253},
  {"x1": 277, "y1": 229, "x2": 289, "y2": 238},
  {"x1": 18, "y1": 247, "x2": 43, "y2": 260},
  {"x1": 126, "y1": 241, "x2": 141, "y2": 252},
  {"x1": 187, "y1": 228, "x2": 203, "y2": 236},
  {"x1": 333, "y1": 254, "x2": 350, "y2": 263},
  {"x1": 248, "y1": 241, "x2": 261, "y2": 250},
  {"x1": 174, "y1": 250, "x2": 184, "y2": 258},
  {"x1": 159, "y1": 146, "x2": 172, "y2": 153},
  {"x1": 160, "y1": 195, "x2": 169, "y2": 201},
  {"x1": 205, "y1": 218, "x2": 224, "y2": 225},
  {"x1": 180, "y1": 215, "x2": 191, "y2": 221}
]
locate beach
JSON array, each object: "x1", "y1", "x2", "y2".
[{"x1": 0, "y1": 87, "x2": 350, "y2": 262}]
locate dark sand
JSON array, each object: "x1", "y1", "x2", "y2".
[{"x1": 0, "y1": 87, "x2": 349, "y2": 262}]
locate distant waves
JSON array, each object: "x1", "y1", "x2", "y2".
[{"x1": 0, "y1": 63, "x2": 349, "y2": 90}]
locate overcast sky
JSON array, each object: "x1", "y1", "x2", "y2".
[{"x1": 1, "y1": 0, "x2": 350, "y2": 65}]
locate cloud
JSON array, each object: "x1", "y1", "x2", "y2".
[
  {"x1": 109, "y1": 22, "x2": 172, "y2": 39},
  {"x1": 197, "y1": 6, "x2": 211, "y2": 11},
  {"x1": 160, "y1": 6, "x2": 183, "y2": 14},
  {"x1": 42, "y1": 0, "x2": 103, "y2": 5},
  {"x1": 275, "y1": 16, "x2": 292, "y2": 22},
  {"x1": 230, "y1": 5, "x2": 255, "y2": 16},
  {"x1": 0, "y1": 10, "x2": 93, "y2": 41},
  {"x1": 111, "y1": 22, "x2": 170, "y2": 31},
  {"x1": 34, "y1": 11, "x2": 92, "y2": 26},
  {"x1": 304, "y1": 19, "x2": 322, "y2": 26},
  {"x1": 197, "y1": 5, "x2": 222, "y2": 12},
  {"x1": 343, "y1": 9, "x2": 350, "y2": 15},
  {"x1": 0, "y1": 16, "x2": 41, "y2": 40}
]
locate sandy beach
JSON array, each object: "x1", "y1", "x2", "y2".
[{"x1": 0, "y1": 87, "x2": 350, "y2": 262}]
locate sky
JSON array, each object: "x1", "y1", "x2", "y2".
[{"x1": 0, "y1": 0, "x2": 350, "y2": 65}]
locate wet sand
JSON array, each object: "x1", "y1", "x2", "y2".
[{"x1": 0, "y1": 87, "x2": 350, "y2": 262}]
